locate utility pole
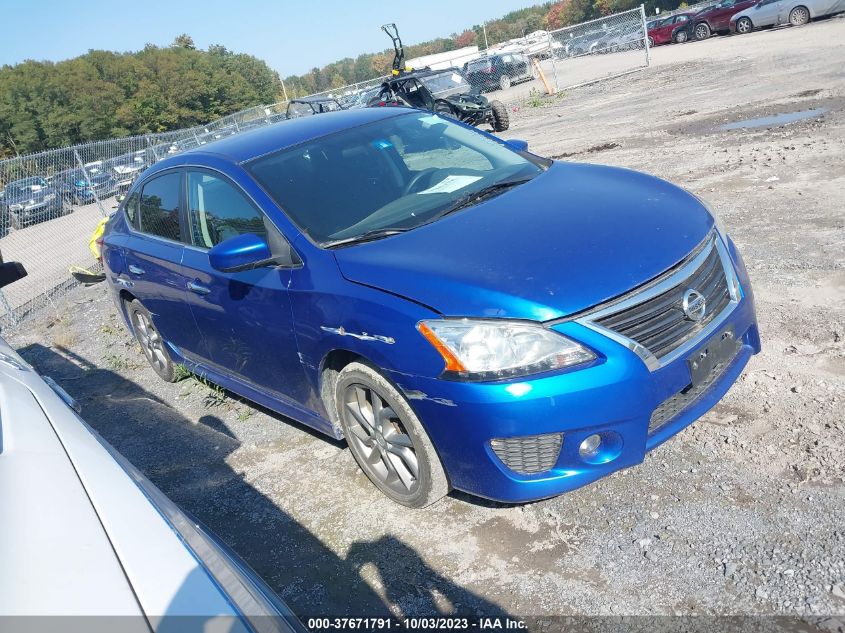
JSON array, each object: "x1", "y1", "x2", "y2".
[
  {"x1": 482, "y1": 23, "x2": 489, "y2": 51},
  {"x1": 281, "y1": 79, "x2": 289, "y2": 102}
]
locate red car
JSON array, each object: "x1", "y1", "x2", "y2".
[
  {"x1": 673, "y1": 0, "x2": 758, "y2": 41},
  {"x1": 646, "y1": 12, "x2": 694, "y2": 45}
]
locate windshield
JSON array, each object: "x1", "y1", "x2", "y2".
[
  {"x1": 7, "y1": 177, "x2": 49, "y2": 196},
  {"x1": 466, "y1": 58, "x2": 492, "y2": 72},
  {"x1": 420, "y1": 71, "x2": 471, "y2": 97},
  {"x1": 247, "y1": 112, "x2": 545, "y2": 246}
]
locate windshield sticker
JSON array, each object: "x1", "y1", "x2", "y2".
[
  {"x1": 417, "y1": 174, "x2": 482, "y2": 195},
  {"x1": 372, "y1": 139, "x2": 393, "y2": 150}
]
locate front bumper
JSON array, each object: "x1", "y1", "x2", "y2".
[
  {"x1": 389, "y1": 240, "x2": 760, "y2": 503},
  {"x1": 11, "y1": 199, "x2": 64, "y2": 225}
]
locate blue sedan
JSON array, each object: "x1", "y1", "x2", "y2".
[{"x1": 102, "y1": 107, "x2": 760, "y2": 507}]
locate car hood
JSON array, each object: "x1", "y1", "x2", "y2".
[
  {"x1": 6, "y1": 187, "x2": 56, "y2": 204},
  {"x1": 333, "y1": 162, "x2": 714, "y2": 321}
]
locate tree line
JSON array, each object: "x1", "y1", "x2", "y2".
[{"x1": 0, "y1": 35, "x2": 281, "y2": 157}]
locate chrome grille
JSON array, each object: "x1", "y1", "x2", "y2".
[
  {"x1": 490, "y1": 433, "x2": 563, "y2": 474},
  {"x1": 593, "y1": 239, "x2": 732, "y2": 361}
]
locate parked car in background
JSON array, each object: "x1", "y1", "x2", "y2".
[
  {"x1": 197, "y1": 127, "x2": 238, "y2": 145},
  {"x1": 106, "y1": 150, "x2": 151, "y2": 196},
  {"x1": 674, "y1": 0, "x2": 758, "y2": 40},
  {"x1": 1, "y1": 176, "x2": 65, "y2": 232},
  {"x1": 286, "y1": 96, "x2": 344, "y2": 118},
  {"x1": 0, "y1": 260, "x2": 303, "y2": 631},
  {"x1": 559, "y1": 29, "x2": 606, "y2": 57},
  {"x1": 590, "y1": 23, "x2": 646, "y2": 53},
  {"x1": 56, "y1": 163, "x2": 117, "y2": 206},
  {"x1": 464, "y1": 53, "x2": 535, "y2": 91},
  {"x1": 102, "y1": 107, "x2": 760, "y2": 508},
  {"x1": 647, "y1": 12, "x2": 694, "y2": 44},
  {"x1": 730, "y1": 0, "x2": 845, "y2": 32}
]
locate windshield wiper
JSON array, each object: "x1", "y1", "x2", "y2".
[
  {"x1": 322, "y1": 227, "x2": 409, "y2": 249},
  {"x1": 429, "y1": 177, "x2": 533, "y2": 221}
]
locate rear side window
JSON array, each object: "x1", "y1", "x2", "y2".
[
  {"x1": 187, "y1": 171, "x2": 267, "y2": 249},
  {"x1": 139, "y1": 173, "x2": 182, "y2": 242},
  {"x1": 123, "y1": 191, "x2": 139, "y2": 226}
]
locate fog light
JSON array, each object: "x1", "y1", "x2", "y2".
[{"x1": 579, "y1": 434, "x2": 602, "y2": 458}]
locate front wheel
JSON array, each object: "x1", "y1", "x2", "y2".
[
  {"x1": 789, "y1": 5, "x2": 810, "y2": 25},
  {"x1": 735, "y1": 17, "x2": 753, "y2": 33},
  {"x1": 648, "y1": 36, "x2": 655, "y2": 47},
  {"x1": 490, "y1": 100, "x2": 509, "y2": 132},
  {"x1": 675, "y1": 30, "x2": 689, "y2": 43},
  {"x1": 694, "y1": 22, "x2": 711, "y2": 40},
  {"x1": 336, "y1": 362, "x2": 449, "y2": 508},
  {"x1": 499, "y1": 74, "x2": 512, "y2": 90}
]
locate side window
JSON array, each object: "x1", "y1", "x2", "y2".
[
  {"x1": 187, "y1": 171, "x2": 267, "y2": 249},
  {"x1": 676, "y1": 14, "x2": 689, "y2": 22},
  {"x1": 124, "y1": 190, "x2": 139, "y2": 227},
  {"x1": 139, "y1": 173, "x2": 182, "y2": 242}
]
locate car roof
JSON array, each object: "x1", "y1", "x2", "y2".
[{"x1": 153, "y1": 107, "x2": 409, "y2": 167}]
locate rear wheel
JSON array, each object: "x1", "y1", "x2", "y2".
[
  {"x1": 499, "y1": 74, "x2": 511, "y2": 90},
  {"x1": 789, "y1": 5, "x2": 810, "y2": 25},
  {"x1": 648, "y1": 36, "x2": 655, "y2": 47},
  {"x1": 735, "y1": 16, "x2": 753, "y2": 33},
  {"x1": 127, "y1": 299, "x2": 177, "y2": 382},
  {"x1": 9, "y1": 212, "x2": 21, "y2": 231},
  {"x1": 336, "y1": 362, "x2": 449, "y2": 508},
  {"x1": 490, "y1": 100, "x2": 509, "y2": 132},
  {"x1": 694, "y1": 22, "x2": 711, "y2": 40}
]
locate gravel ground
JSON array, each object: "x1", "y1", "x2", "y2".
[{"x1": 6, "y1": 17, "x2": 845, "y2": 631}]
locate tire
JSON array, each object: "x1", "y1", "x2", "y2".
[
  {"x1": 127, "y1": 299, "x2": 177, "y2": 382},
  {"x1": 789, "y1": 5, "x2": 810, "y2": 25},
  {"x1": 490, "y1": 100, "x2": 509, "y2": 132},
  {"x1": 499, "y1": 74, "x2": 511, "y2": 90},
  {"x1": 648, "y1": 36, "x2": 655, "y2": 47},
  {"x1": 735, "y1": 17, "x2": 753, "y2": 33},
  {"x1": 694, "y1": 22, "x2": 711, "y2": 40},
  {"x1": 9, "y1": 212, "x2": 21, "y2": 231},
  {"x1": 675, "y1": 30, "x2": 689, "y2": 43},
  {"x1": 336, "y1": 362, "x2": 449, "y2": 508}
]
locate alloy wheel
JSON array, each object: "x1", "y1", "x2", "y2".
[
  {"x1": 789, "y1": 6, "x2": 809, "y2": 25},
  {"x1": 132, "y1": 310, "x2": 169, "y2": 374},
  {"x1": 736, "y1": 17, "x2": 752, "y2": 33},
  {"x1": 695, "y1": 23, "x2": 710, "y2": 40},
  {"x1": 343, "y1": 384, "x2": 419, "y2": 495}
]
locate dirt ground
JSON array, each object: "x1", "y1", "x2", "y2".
[{"x1": 7, "y1": 16, "x2": 845, "y2": 630}]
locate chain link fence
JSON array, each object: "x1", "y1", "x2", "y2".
[{"x1": 0, "y1": 6, "x2": 654, "y2": 330}]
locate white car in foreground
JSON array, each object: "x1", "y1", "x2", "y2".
[{"x1": 0, "y1": 262, "x2": 303, "y2": 632}]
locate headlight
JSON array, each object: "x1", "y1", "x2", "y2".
[{"x1": 418, "y1": 319, "x2": 595, "y2": 380}]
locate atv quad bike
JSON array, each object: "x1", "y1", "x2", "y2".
[{"x1": 370, "y1": 24, "x2": 509, "y2": 132}]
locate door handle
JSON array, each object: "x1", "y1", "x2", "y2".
[
  {"x1": 188, "y1": 281, "x2": 211, "y2": 295},
  {"x1": 128, "y1": 265, "x2": 145, "y2": 275}
]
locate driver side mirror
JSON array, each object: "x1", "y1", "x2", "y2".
[
  {"x1": 209, "y1": 233, "x2": 274, "y2": 273},
  {"x1": 505, "y1": 139, "x2": 529, "y2": 152}
]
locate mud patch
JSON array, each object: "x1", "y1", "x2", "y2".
[{"x1": 551, "y1": 142, "x2": 621, "y2": 159}]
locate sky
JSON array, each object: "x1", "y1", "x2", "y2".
[{"x1": 0, "y1": 0, "x2": 538, "y2": 77}]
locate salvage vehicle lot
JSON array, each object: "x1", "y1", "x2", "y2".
[{"x1": 7, "y1": 16, "x2": 844, "y2": 623}]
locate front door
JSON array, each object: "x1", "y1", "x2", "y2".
[{"x1": 179, "y1": 168, "x2": 312, "y2": 407}]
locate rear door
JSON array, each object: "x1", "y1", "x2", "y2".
[
  {"x1": 121, "y1": 170, "x2": 203, "y2": 358},
  {"x1": 755, "y1": 0, "x2": 784, "y2": 24},
  {"x1": 179, "y1": 168, "x2": 311, "y2": 405}
]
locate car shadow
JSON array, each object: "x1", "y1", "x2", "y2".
[{"x1": 17, "y1": 343, "x2": 512, "y2": 622}]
